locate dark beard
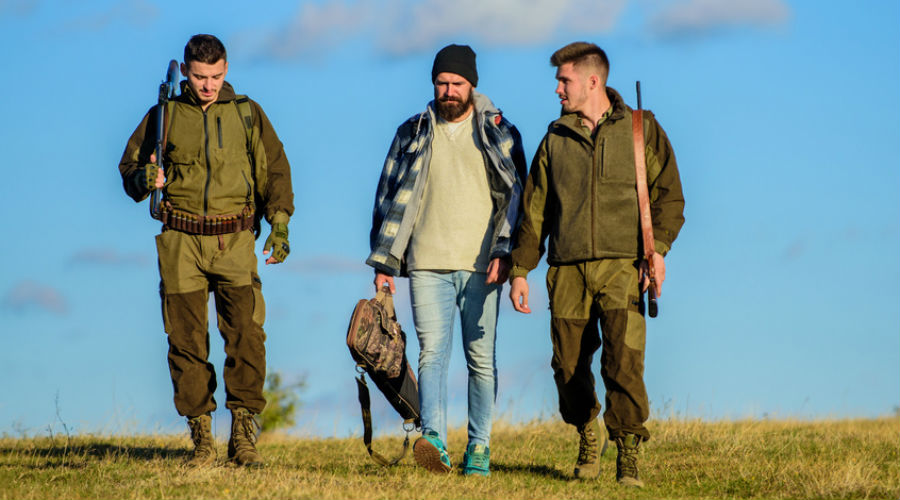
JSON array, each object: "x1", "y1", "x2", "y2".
[{"x1": 436, "y1": 90, "x2": 473, "y2": 121}]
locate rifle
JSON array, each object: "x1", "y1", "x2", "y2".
[
  {"x1": 632, "y1": 81, "x2": 658, "y2": 318},
  {"x1": 149, "y1": 60, "x2": 179, "y2": 219}
]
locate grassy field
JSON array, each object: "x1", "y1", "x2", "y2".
[{"x1": 1, "y1": 417, "x2": 897, "y2": 499}]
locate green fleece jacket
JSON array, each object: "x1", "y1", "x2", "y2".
[
  {"x1": 118, "y1": 81, "x2": 294, "y2": 223},
  {"x1": 510, "y1": 87, "x2": 684, "y2": 278}
]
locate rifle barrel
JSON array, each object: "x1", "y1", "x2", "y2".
[
  {"x1": 636, "y1": 80, "x2": 642, "y2": 110},
  {"x1": 149, "y1": 60, "x2": 179, "y2": 219}
]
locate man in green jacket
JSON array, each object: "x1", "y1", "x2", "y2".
[
  {"x1": 118, "y1": 34, "x2": 294, "y2": 468},
  {"x1": 508, "y1": 42, "x2": 684, "y2": 487}
]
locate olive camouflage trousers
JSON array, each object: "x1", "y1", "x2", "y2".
[
  {"x1": 546, "y1": 258, "x2": 650, "y2": 441},
  {"x1": 156, "y1": 229, "x2": 267, "y2": 417}
]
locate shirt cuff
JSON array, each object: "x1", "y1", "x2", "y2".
[
  {"x1": 654, "y1": 240, "x2": 670, "y2": 256},
  {"x1": 269, "y1": 211, "x2": 290, "y2": 225},
  {"x1": 508, "y1": 265, "x2": 530, "y2": 282}
]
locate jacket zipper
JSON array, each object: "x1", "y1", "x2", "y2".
[
  {"x1": 203, "y1": 110, "x2": 211, "y2": 215},
  {"x1": 217, "y1": 117, "x2": 223, "y2": 148},
  {"x1": 591, "y1": 134, "x2": 599, "y2": 256},
  {"x1": 599, "y1": 136, "x2": 606, "y2": 177},
  {"x1": 241, "y1": 170, "x2": 252, "y2": 203}
]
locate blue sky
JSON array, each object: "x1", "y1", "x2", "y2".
[{"x1": 0, "y1": 0, "x2": 897, "y2": 439}]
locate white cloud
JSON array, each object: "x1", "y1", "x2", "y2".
[
  {"x1": 68, "y1": 248, "x2": 151, "y2": 268},
  {"x1": 252, "y1": 0, "x2": 628, "y2": 59},
  {"x1": 649, "y1": 0, "x2": 790, "y2": 38},
  {"x1": 58, "y1": 0, "x2": 159, "y2": 32},
  {"x1": 244, "y1": 0, "x2": 792, "y2": 60},
  {"x1": 259, "y1": 0, "x2": 374, "y2": 59},
  {"x1": 1, "y1": 280, "x2": 68, "y2": 316},
  {"x1": 0, "y1": 0, "x2": 38, "y2": 16},
  {"x1": 285, "y1": 255, "x2": 368, "y2": 274}
]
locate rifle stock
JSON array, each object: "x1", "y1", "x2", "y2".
[{"x1": 149, "y1": 59, "x2": 179, "y2": 219}]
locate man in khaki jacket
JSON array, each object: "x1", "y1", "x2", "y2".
[
  {"x1": 118, "y1": 34, "x2": 293, "y2": 468},
  {"x1": 509, "y1": 42, "x2": 684, "y2": 487}
]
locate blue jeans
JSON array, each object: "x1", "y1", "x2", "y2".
[{"x1": 409, "y1": 270, "x2": 500, "y2": 447}]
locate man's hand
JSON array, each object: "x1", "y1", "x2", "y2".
[
  {"x1": 263, "y1": 212, "x2": 290, "y2": 265},
  {"x1": 374, "y1": 272, "x2": 395, "y2": 294},
  {"x1": 142, "y1": 153, "x2": 164, "y2": 191},
  {"x1": 639, "y1": 253, "x2": 666, "y2": 297},
  {"x1": 509, "y1": 276, "x2": 531, "y2": 313},
  {"x1": 485, "y1": 257, "x2": 510, "y2": 284}
]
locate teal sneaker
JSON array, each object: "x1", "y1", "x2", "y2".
[
  {"x1": 413, "y1": 431, "x2": 451, "y2": 473},
  {"x1": 462, "y1": 443, "x2": 490, "y2": 477}
]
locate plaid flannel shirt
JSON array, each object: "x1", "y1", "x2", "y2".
[{"x1": 367, "y1": 91, "x2": 527, "y2": 276}]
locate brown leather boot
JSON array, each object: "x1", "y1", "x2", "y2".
[
  {"x1": 185, "y1": 414, "x2": 216, "y2": 468},
  {"x1": 573, "y1": 419, "x2": 607, "y2": 479},
  {"x1": 615, "y1": 434, "x2": 645, "y2": 487},
  {"x1": 228, "y1": 408, "x2": 263, "y2": 468}
]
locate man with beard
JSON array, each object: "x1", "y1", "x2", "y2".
[
  {"x1": 509, "y1": 42, "x2": 684, "y2": 486},
  {"x1": 367, "y1": 44, "x2": 526, "y2": 476}
]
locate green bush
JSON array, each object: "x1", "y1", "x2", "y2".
[{"x1": 259, "y1": 372, "x2": 306, "y2": 432}]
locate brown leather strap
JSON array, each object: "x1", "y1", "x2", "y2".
[
  {"x1": 632, "y1": 110, "x2": 658, "y2": 315},
  {"x1": 632, "y1": 110, "x2": 654, "y2": 259},
  {"x1": 356, "y1": 372, "x2": 411, "y2": 466}
]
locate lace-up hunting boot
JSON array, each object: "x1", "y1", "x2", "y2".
[
  {"x1": 185, "y1": 414, "x2": 216, "y2": 468},
  {"x1": 615, "y1": 434, "x2": 644, "y2": 487},
  {"x1": 573, "y1": 419, "x2": 607, "y2": 479},
  {"x1": 228, "y1": 408, "x2": 263, "y2": 468}
]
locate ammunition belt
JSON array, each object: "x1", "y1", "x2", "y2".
[{"x1": 156, "y1": 205, "x2": 254, "y2": 235}]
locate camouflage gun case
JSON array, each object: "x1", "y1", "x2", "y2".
[{"x1": 346, "y1": 288, "x2": 420, "y2": 465}]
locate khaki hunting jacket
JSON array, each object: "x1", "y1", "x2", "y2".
[
  {"x1": 118, "y1": 81, "x2": 294, "y2": 224},
  {"x1": 510, "y1": 87, "x2": 685, "y2": 278}
]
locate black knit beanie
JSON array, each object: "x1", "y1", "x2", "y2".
[{"x1": 431, "y1": 44, "x2": 478, "y2": 87}]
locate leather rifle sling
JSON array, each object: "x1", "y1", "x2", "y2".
[{"x1": 632, "y1": 110, "x2": 659, "y2": 317}]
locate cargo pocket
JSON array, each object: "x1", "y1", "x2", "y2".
[
  {"x1": 155, "y1": 230, "x2": 178, "y2": 292},
  {"x1": 545, "y1": 266, "x2": 559, "y2": 311},
  {"x1": 164, "y1": 153, "x2": 203, "y2": 210},
  {"x1": 250, "y1": 272, "x2": 265, "y2": 327},
  {"x1": 624, "y1": 296, "x2": 646, "y2": 352}
]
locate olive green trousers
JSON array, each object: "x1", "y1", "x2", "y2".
[
  {"x1": 546, "y1": 259, "x2": 650, "y2": 441},
  {"x1": 156, "y1": 229, "x2": 267, "y2": 417}
]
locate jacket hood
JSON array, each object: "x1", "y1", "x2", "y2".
[
  {"x1": 178, "y1": 80, "x2": 238, "y2": 106},
  {"x1": 472, "y1": 90, "x2": 501, "y2": 117}
]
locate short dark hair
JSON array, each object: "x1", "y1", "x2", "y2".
[
  {"x1": 184, "y1": 34, "x2": 227, "y2": 65},
  {"x1": 550, "y1": 42, "x2": 609, "y2": 82}
]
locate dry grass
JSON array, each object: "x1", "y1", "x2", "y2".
[{"x1": 1, "y1": 417, "x2": 897, "y2": 499}]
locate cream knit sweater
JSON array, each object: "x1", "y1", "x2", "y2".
[{"x1": 406, "y1": 112, "x2": 494, "y2": 272}]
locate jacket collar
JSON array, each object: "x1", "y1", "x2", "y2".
[
  {"x1": 178, "y1": 80, "x2": 238, "y2": 107},
  {"x1": 552, "y1": 86, "x2": 631, "y2": 137}
]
